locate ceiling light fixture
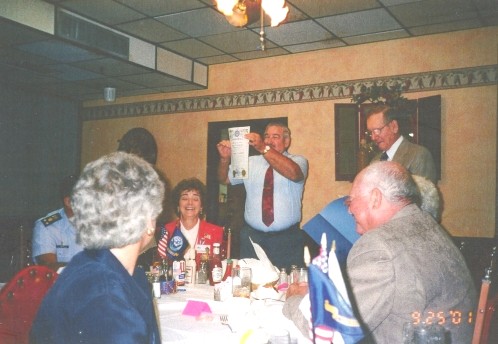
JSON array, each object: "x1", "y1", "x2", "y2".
[{"x1": 214, "y1": 0, "x2": 289, "y2": 50}]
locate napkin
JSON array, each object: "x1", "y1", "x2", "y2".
[{"x1": 182, "y1": 300, "x2": 212, "y2": 317}]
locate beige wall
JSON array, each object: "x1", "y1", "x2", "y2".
[{"x1": 82, "y1": 27, "x2": 497, "y2": 238}]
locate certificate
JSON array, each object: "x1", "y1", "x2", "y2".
[{"x1": 228, "y1": 126, "x2": 250, "y2": 179}]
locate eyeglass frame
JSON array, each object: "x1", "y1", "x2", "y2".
[{"x1": 367, "y1": 120, "x2": 393, "y2": 137}]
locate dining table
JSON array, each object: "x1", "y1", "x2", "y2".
[{"x1": 154, "y1": 283, "x2": 309, "y2": 344}]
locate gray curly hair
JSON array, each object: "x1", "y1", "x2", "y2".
[
  {"x1": 71, "y1": 152, "x2": 164, "y2": 249},
  {"x1": 412, "y1": 174, "x2": 441, "y2": 222}
]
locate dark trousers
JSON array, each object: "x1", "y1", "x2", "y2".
[{"x1": 239, "y1": 223, "x2": 305, "y2": 271}]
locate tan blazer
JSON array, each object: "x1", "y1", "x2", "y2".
[
  {"x1": 347, "y1": 204, "x2": 476, "y2": 343},
  {"x1": 371, "y1": 137, "x2": 437, "y2": 183}
]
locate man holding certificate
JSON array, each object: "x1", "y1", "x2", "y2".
[{"x1": 217, "y1": 122, "x2": 308, "y2": 270}]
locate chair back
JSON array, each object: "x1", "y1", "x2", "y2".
[
  {"x1": 0, "y1": 265, "x2": 58, "y2": 344},
  {"x1": 472, "y1": 268, "x2": 492, "y2": 344},
  {"x1": 480, "y1": 292, "x2": 498, "y2": 344}
]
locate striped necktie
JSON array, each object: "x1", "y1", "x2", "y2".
[{"x1": 262, "y1": 166, "x2": 274, "y2": 226}]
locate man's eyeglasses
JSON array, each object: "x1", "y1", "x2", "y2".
[{"x1": 367, "y1": 121, "x2": 391, "y2": 137}]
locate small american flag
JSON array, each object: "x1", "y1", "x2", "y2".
[{"x1": 157, "y1": 226, "x2": 167, "y2": 258}]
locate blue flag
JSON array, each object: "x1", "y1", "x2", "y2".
[
  {"x1": 166, "y1": 225, "x2": 189, "y2": 261},
  {"x1": 303, "y1": 197, "x2": 360, "y2": 266},
  {"x1": 308, "y1": 235, "x2": 364, "y2": 344}
]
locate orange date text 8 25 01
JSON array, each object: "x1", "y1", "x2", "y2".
[{"x1": 411, "y1": 311, "x2": 473, "y2": 326}]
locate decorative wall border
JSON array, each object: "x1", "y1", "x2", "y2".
[{"x1": 82, "y1": 65, "x2": 497, "y2": 121}]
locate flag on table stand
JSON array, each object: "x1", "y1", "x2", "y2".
[
  {"x1": 157, "y1": 227, "x2": 168, "y2": 258},
  {"x1": 308, "y1": 234, "x2": 364, "y2": 344}
]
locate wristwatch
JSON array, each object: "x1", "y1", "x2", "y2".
[{"x1": 262, "y1": 145, "x2": 271, "y2": 155}]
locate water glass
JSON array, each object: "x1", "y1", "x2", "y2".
[
  {"x1": 269, "y1": 328, "x2": 291, "y2": 344},
  {"x1": 232, "y1": 267, "x2": 252, "y2": 298},
  {"x1": 403, "y1": 322, "x2": 446, "y2": 344}
]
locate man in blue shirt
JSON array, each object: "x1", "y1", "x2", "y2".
[
  {"x1": 32, "y1": 175, "x2": 83, "y2": 271},
  {"x1": 217, "y1": 122, "x2": 308, "y2": 270}
]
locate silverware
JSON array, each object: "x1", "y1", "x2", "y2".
[{"x1": 219, "y1": 314, "x2": 234, "y2": 333}]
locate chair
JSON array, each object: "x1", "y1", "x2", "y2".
[
  {"x1": 472, "y1": 246, "x2": 498, "y2": 344},
  {"x1": 0, "y1": 265, "x2": 58, "y2": 344},
  {"x1": 480, "y1": 292, "x2": 498, "y2": 344},
  {"x1": 472, "y1": 268, "x2": 492, "y2": 344}
]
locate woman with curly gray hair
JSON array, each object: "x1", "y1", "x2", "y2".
[{"x1": 31, "y1": 152, "x2": 164, "y2": 344}]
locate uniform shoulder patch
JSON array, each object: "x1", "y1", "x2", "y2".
[{"x1": 41, "y1": 213, "x2": 62, "y2": 227}]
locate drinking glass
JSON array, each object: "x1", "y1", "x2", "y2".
[
  {"x1": 269, "y1": 328, "x2": 291, "y2": 344},
  {"x1": 232, "y1": 267, "x2": 252, "y2": 298}
]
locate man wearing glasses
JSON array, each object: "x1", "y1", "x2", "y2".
[{"x1": 366, "y1": 105, "x2": 437, "y2": 183}]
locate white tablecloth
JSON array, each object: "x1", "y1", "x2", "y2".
[{"x1": 155, "y1": 284, "x2": 309, "y2": 344}]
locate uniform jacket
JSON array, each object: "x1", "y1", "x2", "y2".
[
  {"x1": 30, "y1": 249, "x2": 160, "y2": 344},
  {"x1": 371, "y1": 137, "x2": 437, "y2": 183},
  {"x1": 32, "y1": 208, "x2": 83, "y2": 263},
  {"x1": 347, "y1": 204, "x2": 476, "y2": 343}
]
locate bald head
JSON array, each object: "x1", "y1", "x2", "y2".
[{"x1": 347, "y1": 161, "x2": 420, "y2": 234}]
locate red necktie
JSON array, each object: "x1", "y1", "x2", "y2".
[{"x1": 262, "y1": 166, "x2": 274, "y2": 226}]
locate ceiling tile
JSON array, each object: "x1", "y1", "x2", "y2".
[
  {"x1": 388, "y1": 0, "x2": 478, "y2": 27},
  {"x1": 288, "y1": 0, "x2": 380, "y2": 17},
  {"x1": 116, "y1": 18, "x2": 187, "y2": 43},
  {"x1": 284, "y1": 39, "x2": 346, "y2": 53},
  {"x1": 378, "y1": 0, "x2": 424, "y2": 6},
  {"x1": 409, "y1": 19, "x2": 483, "y2": 36},
  {"x1": 116, "y1": 0, "x2": 207, "y2": 17},
  {"x1": 0, "y1": 19, "x2": 50, "y2": 47},
  {"x1": 18, "y1": 40, "x2": 100, "y2": 62},
  {"x1": 156, "y1": 7, "x2": 237, "y2": 37},
  {"x1": 199, "y1": 30, "x2": 270, "y2": 54},
  {"x1": 59, "y1": 0, "x2": 145, "y2": 25},
  {"x1": 72, "y1": 58, "x2": 153, "y2": 77},
  {"x1": 260, "y1": 20, "x2": 335, "y2": 46},
  {"x1": 1, "y1": 0, "x2": 492, "y2": 101},
  {"x1": 317, "y1": 8, "x2": 403, "y2": 37},
  {"x1": 232, "y1": 47, "x2": 290, "y2": 61},
  {"x1": 119, "y1": 73, "x2": 187, "y2": 88},
  {"x1": 160, "y1": 39, "x2": 224, "y2": 59},
  {"x1": 50, "y1": 64, "x2": 101, "y2": 81},
  {"x1": 342, "y1": 29, "x2": 410, "y2": 45}
]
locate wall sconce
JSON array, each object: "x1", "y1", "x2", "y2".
[{"x1": 104, "y1": 87, "x2": 116, "y2": 102}]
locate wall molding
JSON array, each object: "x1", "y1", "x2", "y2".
[{"x1": 82, "y1": 65, "x2": 497, "y2": 121}]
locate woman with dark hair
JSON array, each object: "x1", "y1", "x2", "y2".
[
  {"x1": 30, "y1": 152, "x2": 164, "y2": 344},
  {"x1": 117, "y1": 127, "x2": 158, "y2": 165},
  {"x1": 157, "y1": 178, "x2": 223, "y2": 269}
]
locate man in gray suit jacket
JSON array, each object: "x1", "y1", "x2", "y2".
[
  {"x1": 347, "y1": 161, "x2": 476, "y2": 343},
  {"x1": 367, "y1": 105, "x2": 437, "y2": 183}
]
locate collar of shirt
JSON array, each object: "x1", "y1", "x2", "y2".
[{"x1": 386, "y1": 135, "x2": 404, "y2": 160}]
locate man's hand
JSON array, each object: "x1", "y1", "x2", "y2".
[
  {"x1": 245, "y1": 133, "x2": 265, "y2": 153},
  {"x1": 216, "y1": 140, "x2": 231, "y2": 160},
  {"x1": 286, "y1": 281, "x2": 309, "y2": 299}
]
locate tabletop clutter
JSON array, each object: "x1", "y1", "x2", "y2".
[
  {"x1": 147, "y1": 238, "x2": 310, "y2": 343},
  {"x1": 148, "y1": 239, "x2": 308, "y2": 302}
]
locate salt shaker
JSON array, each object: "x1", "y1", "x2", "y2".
[{"x1": 152, "y1": 275, "x2": 161, "y2": 299}]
